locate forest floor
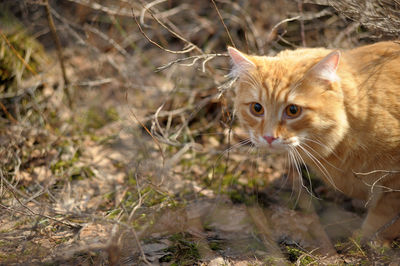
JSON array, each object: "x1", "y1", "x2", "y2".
[{"x1": 1, "y1": 0, "x2": 400, "y2": 265}]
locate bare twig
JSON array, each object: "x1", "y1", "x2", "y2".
[
  {"x1": 144, "y1": 7, "x2": 203, "y2": 54},
  {"x1": 267, "y1": 16, "x2": 301, "y2": 43},
  {"x1": 132, "y1": 9, "x2": 196, "y2": 54},
  {"x1": 44, "y1": 0, "x2": 71, "y2": 106},
  {"x1": 140, "y1": 0, "x2": 166, "y2": 26},
  {"x1": 353, "y1": 169, "x2": 400, "y2": 207},
  {"x1": 372, "y1": 212, "x2": 400, "y2": 241},
  {"x1": 66, "y1": 0, "x2": 136, "y2": 17},
  {"x1": 76, "y1": 78, "x2": 114, "y2": 87},
  {"x1": 325, "y1": 0, "x2": 400, "y2": 37},
  {"x1": 0, "y1": 102, "x2": 18, "y2": 124},
  {"x1": 353, "y1": 169, "x2": 400, "y2": 176},
  {"x1": 297, "y1": 0, "x2": 306, "y2": 47},
  {"x1": 155, "y1": 53, "x2": 228, "y2": 72},
  {"x1": 126, "y1": 93, "x2": 166, "y2": 166},
  {"x1": 0, "y1": 30, "x2": 38, "y2": 76},
  {"x1": 211, "y1": 0, "x2": 236, "y2": 48},
  {"x1": 83, "y1": 24, "x2": 129, "y2": 57},
  {"x1": 333, "y1": 22, "x2": 359, "y2": 47}
]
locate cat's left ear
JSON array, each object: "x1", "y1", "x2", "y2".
[
  {"x1": 310, "y1": 51, "x2": 340, "y2": 82},
  {"x1": 227, "y1": 46, "x2": 256, "y2": 77}
]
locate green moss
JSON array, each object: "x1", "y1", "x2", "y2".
[
  {"x1": 106, "y1": 209, "x2": 122, "y2": 219},
  {"x1": 83, "y1": 106, "x2": 119, "y2": 132},
  {"x1": 229, "y1": 190, "x2": 246, "y2": 204},
  {"x1": 159, "y1": 233, "x2": 200, "y2": 265},
  {"x1": 55, "y1": 237, "x2": 70, "y2": 244},
  {"x1": 209, "y1": 240, "x2": 223, "y2": 251},
  {"x1": 50, "y1": 147, "x2": 95, "y2": 181},
  {"x1": 51, "y1": 148, "x2": 80, "y2": 174},
  {"x1": 104, "y1": 191, "x2": 115, "y2": 202},
  {"x1": 70, "y1": 165, "x2": 95, "y2": 180},
  {"x1": 285, "y1": 246, "x2": 315, "y2": 264},
  {"x1": 140, "y1": 187, "x2": 177, "y2": 208},
  {"x1": 126, "y1": 171, "x2": 137, "y2": 186}
]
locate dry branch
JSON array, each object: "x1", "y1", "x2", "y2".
[
  {"x1": 310, "y1": 0, "x2": 400, "y2": 37},
  {"x1": 211, "y1": 0, "x2": 236, "y2": 48},
  {"x1": 44, "y1": 0, "x2": 71, "y2": 106},
  {"x1": 132, "y1": 9, "x2": 196, "y2": 54}
]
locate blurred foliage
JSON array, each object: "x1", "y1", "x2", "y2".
[{"x1": 0, "y1": 8, "x2": 46, "y2": 92}]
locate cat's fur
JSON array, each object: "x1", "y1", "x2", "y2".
[{"x1": 228, "y1": 42, "x2": 400, "y2": 241}]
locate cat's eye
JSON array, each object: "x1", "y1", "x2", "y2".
[
  {"x1": 250, "y1": 102, "x2": 264, "y2": 116},
  {"x1": 285, "y1": 104, "x2": 302, "y2": 118}
]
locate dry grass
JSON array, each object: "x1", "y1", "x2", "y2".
[{"x1": 0, "y1": 0, "x2": 400, "y2": 264}]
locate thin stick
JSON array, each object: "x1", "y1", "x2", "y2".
[
  {"x1": 372, "y1": 212, "x2": 400, "y2": 241},
  {"x1": 0, "y1": 30, "x2": 37, "y2": 75},
  {"x1": 297, "y1": 0, "x2": 306, "y2": 47},
  {"x1": 132, "y1": 8, "x2": 195, "y2": 54},
  {"x1": 44, "y1": 0, "x2": 71, "y2": 106},
  {"x1": 145, "y1": 7, "x2": 203, "y2": 54},
  {"x1": 211, "y1": 0, "x2": 236, "y2": 48},
  {"x1": 353, "y1": 169, "x2": 400, "y2": 176},
  {"x1": 267, "y1": 16, "x2": 301, "y2": 42},
  {"x1": 155, "y1": 53, "x2": 227, "y2": 72},
  {"x1": 126, "y1": 92, "x2": 166, "y2": 166},
  {"x1": 0, "y1": 101, "x2": 18, "y2": 124}
]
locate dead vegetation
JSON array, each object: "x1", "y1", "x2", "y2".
[{"x1": 0, "y1": 0, "x2": 400, "y2": 264}]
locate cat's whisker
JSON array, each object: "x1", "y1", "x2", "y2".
[
  {"x1": 240, "y1": 72, "x2": 265, "y2": 94},
  {"x1": 299, "y1": 140, "x2": 344, "y2": 172},
  {"x1": 300, "y1": 136, "x2": 343, "y2": 163},
  {"x1": 240, "y1": 77, "x2": 263, "y2": 94},
  {"x1": 272, "y1": 152, "x2": 291, "y2": 195},
  {"x1": 286, "y1": 150, "x2": 296, "y2": 200},
  {"x1": 297, "y1": 144, "x2": 333, "y2": 184},
  {"x1": 247, "y1": 145, "x2": 259, "y2": 178},
  {"x1": 286, "y1": 153, "x2": 298, "y2": 201},
  {"x1": 212, "y1": 139, "x2": 252, "y2": 168},
  {"x1": 290, "y1": 146, "x2": 317, "y2": 198},
  {"x1": 289, "y1": 77, "x2": 305, "y2": 95},
  {"x1": 297, "y1": 144, "x2": 342, "y2": 193},
  {"x1": 222, "y1": 139, "x2": 252, "y2": 153},
  {"x1": 219, "y1": 143, "x2": 252, "y2": 163},
  {"x1": 228, "y1": 144, "x2": 256, "y2": 186},
  {"x1": 211, "y1": 139, "x2": 254, "y2": 193},
  {"x1": 241, "y1": 74, "x2": 259, "y2": 86},
  {"x1": 286, "y1": 151, "x2": 295, "y2": 195},
  {"x1": 193, "y1": 132, "x2": 230, "y2": 137},
  {"x1": 242, "y1": 71, "x2": 262, "y2": 87},
  {"x1": 287, "y1": 149, "x2": 303, "y2": 207},
  {"x1": 290, "y1": 145, "x2": 320, "y2": 200}
]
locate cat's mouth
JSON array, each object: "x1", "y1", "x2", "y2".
[{"x1": 250, "y1": 134, "x2": 299, "y2": 153}]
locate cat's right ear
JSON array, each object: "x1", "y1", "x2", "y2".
[
  {"x1": 227, "y1": 47, "x2": 256, "y2": 77},
  {"x1": 309, "y1": 51, "x2": 340, "y2": 82}
]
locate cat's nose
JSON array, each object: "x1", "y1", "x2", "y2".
[{"x1": 263, "y1": 135, "x2": 277, "y2": 144}]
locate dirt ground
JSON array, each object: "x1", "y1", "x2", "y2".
[{"x1": 1, "y1": 0, "x2": 400, "y2": 265}]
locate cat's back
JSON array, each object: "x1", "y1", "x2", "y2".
[
  {"x1": 276, "y1": 42, "x2": 400, "y2": 76},
  {"x1": 340, "y1": 42, "x2": 400, "y2": 154},
  {"x1": 342, "y1": 41, "x2": 400, "y2": 84},
  {"x1": 344, "y1": 41, "x2": 400, "y2": 62}
]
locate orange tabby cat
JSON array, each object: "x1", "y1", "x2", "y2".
[{"x1": 228, "y1": 42, "x2": 400, "y2": 242}]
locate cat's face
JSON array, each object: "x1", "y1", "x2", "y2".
[{"x1": 228, "y1": 47, "x2": 349, "y2": 157}]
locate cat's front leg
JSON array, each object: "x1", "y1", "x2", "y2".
[{"x1": 361, "y1": 190, "x2": 400, "y2": 243}]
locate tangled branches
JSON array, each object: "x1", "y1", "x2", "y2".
[{"x1": 310, "y1": 0, "x2": 400, "y2": 37}]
